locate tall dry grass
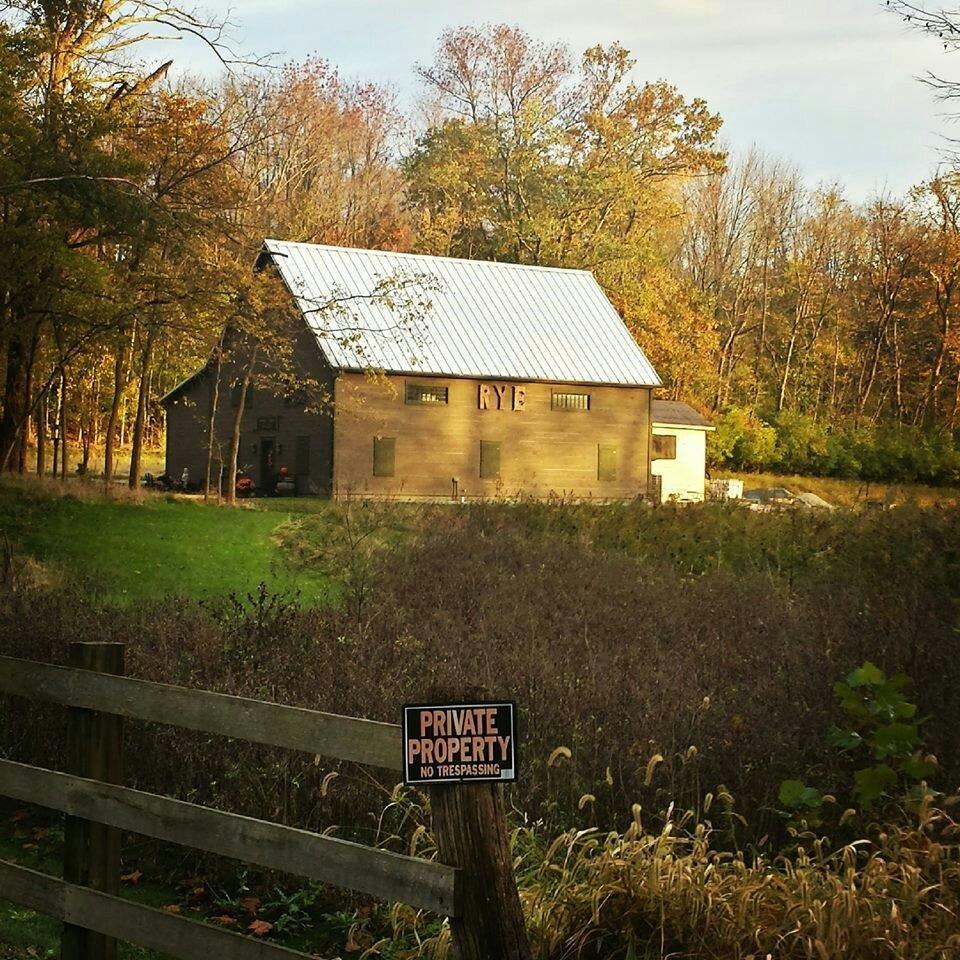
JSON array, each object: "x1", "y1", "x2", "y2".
[{"x1": 516, "y1": 795, "x2": 960, "y2": 959}]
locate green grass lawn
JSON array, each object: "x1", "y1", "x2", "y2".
[{"x1": 0, "y1": 481, "x2": 334, "y2": 606}]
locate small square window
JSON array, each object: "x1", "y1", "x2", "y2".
[
  {"x1": 406, "y1": 383, "x2": 448, "y2": 405},
  {"x1": 480, "y1": 440, "x2": 501, "y2": 479},
  {"x1": 552, "y1": 391, "x2": 590, "y2": 411},
  {"x1": 256, "y1": 416, "x2": 278, "y2": 432},
  {"x1": 598, "y1": 443, "x2": 617, "y2": 481},
  {"x1": 652, "y1": 434, "x2": 677, "y2": 460},
  {"x1": 373, "y1": 436, "x2": 395, "y2": 477}
]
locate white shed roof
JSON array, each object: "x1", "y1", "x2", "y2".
[{"x1": 258, "y1": 240, "x2": 661, "y2": 387}]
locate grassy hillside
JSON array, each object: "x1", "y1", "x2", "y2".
[{"x1": 0, "y1": 480, "x2": 333, "y2": 606}]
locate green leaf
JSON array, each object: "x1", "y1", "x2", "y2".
[
  {"x1": 778, "y1": 779, "x2": 808, "y2": 809},
  {"x1": 828, "y1": 726, "x2": 862, "y2": 751},
  {"x1": 901, "y1": 753, "x2": 937, "y2": 781},
  {"x1": 853, "y1": 764, "x2": 897, "y2": 806},
  {"x1": 872, "y1": 722, "x2": 919, "y2": 758},
  {"x1": 848, "y1": 662, "x2": 884, "y2": 688},
  {"x1": 893, "y1": 700, "x2": 917, "y2": 719}
]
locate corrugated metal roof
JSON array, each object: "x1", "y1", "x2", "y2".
[
  {"x1": 652, "y1": 399, "x2": 714, "y2": 429},
  {"x1": 259, "y1": 240, "x2": 661, "y2": 387}
]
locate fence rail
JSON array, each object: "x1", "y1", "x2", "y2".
[
  {"x1": 0, "y1": 860, "x2": 312, "y2": 960},
  {"x1": 0, "y1": 646, "x2": 530, "y2": 960},
  {"x1": 0, "y1": 759, "x2": 457, "y2": 914},
  {"x1": 0, "y1": 655, "x2": 401, "y2": 770}
]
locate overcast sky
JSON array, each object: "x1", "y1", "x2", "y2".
[{"x1": 172, "y1": 0, "x2": 958, "y2": 201}]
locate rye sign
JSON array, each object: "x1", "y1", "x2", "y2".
[{"x1": 402, "y1": 702, "x2": 517, "y2": 785}]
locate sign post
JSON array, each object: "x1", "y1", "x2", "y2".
[{"x1": 405, "y1": 701, "x2": 530, "y2": 960}]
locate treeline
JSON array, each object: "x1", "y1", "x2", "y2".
[
  {"x1": 710, "y1": 409, "x2": 960, "y2": 485},
  {"x1": 0, "y1": 7, "x2": 958, "y2": 485}
]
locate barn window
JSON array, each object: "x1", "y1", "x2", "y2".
[
  {"x1": 480, "y1": 441, "x2": 501, "y2": 479},
  {"x1": 406, "y1": 383, "x2": 448, "y2": 405},
  {"x1": 373, "y1": 437, "x2": 395, "y2": 477},
  {"x1": 597, "y1": 443, "x2": 618, "y2": 481},
  {"x1": 552, "y1": 391, "x2": 590, "y2": 411},
  {"x1": 652, "y1": 434, "x2": 677, "y2": 460},
  {"x1": 284, "y1": 389, "x2": 309, "y2": 407}
]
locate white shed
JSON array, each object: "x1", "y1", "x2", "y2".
[{"x1": 650, "y1": 400, "x2": 715, "y2": 503}]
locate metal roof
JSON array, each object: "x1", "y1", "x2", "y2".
[
  {"x1": 652, "y1": 399, "x2": 714, "y2": 429},
  {"x1": 258, "y1": 240, "x2": 661, "y2": 387}
]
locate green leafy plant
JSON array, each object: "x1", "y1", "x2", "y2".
[
  {"x1": 777, "y1": 778, "x2": 826, "y2": 828},
  {"x1": 829, "y1": 661, "x2": 936, "y2": 809},
  {"x1": 780, "y1": 661, "x2": 937, "y2": 824}
]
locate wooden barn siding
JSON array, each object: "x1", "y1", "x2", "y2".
[
  {"x1": 164, "y1": 335, "x2": 335, "y2": 494},
  {"x1": 332, "y1": 373, "x2": 652, "y2": 499}
]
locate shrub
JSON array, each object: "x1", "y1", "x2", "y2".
[
  {"x1": 710, "y1": 407, "x2": 960, "y2": 486},
  {"x1": 707, "y1": 407, "x2": 777, "y2": 471},
  {"x1": 1, "y1": 502, "x2": 957, "y2": 846}
]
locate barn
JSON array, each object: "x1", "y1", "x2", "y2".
[{"x1": 161, "y1": 241, "x2": 701, "y2": 501}]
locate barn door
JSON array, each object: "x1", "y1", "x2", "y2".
[{"x1": 295, "y1": 436, "x2": 311, "y2": 494}]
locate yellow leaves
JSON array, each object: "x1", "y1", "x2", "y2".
[{"x1": 120, "y1": 870, "x2": 142, "y2": 885}]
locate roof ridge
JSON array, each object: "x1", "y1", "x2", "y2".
[{"x1": 263, "y1": 239, "x2": 593, "y2": 276}]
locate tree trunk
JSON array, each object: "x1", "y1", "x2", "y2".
[
  {"x1": 128, "y1": 328, "x2": 156, "y2": 489},
  {"x1": 204, "y1": 330, "x2": 226, "y2": 502},
  {"x1": 0, "y1": 330, "x2": 27, "y2": 473},
  {"x1": 226, "y1": 347, "x2": 258, "y2": 506},
  {"x1": 35, "y1": 391, "x2": 46, "y2": 477},
  {"x1": 51, "y1": 382, "x2": 61, "y2": 480},
  {"x1": 103, "y1": 342, "x2": 126, "y2": 486},
  {"x1": 58, "y1": 368, "x2": 69, "y2": 481}
]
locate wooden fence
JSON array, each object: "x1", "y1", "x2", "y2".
[{"x1": 0, "y1": 643, "x2": 531, "y2": 960}]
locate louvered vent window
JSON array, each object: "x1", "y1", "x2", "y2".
[
  {"x1": 405, "y1": 383, "x2": 448, "y2": 405},
  {"x1": 552, "y1": 391, "x2": 590, "y2": 411}
]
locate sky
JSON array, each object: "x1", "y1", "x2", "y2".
[{"x1": 168, "y1": 0, "x2": 959, "y2": 201}]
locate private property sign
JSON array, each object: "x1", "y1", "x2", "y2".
[{"x1": 402, "y1": 702, "x2": 517, "y2": 785}]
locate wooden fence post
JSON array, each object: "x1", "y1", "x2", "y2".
[
  {"x1": 430, "y1": 782, "x2": 531, "y2": 960},
  {"x1": 62, "y1": 642, "x2": 125, "y2": 960}
]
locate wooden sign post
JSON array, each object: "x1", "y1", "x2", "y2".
[
  {"x1": 431, "y1": 782, "x2": 531, "y2": 960},
  {"x1": 404, "y1": 702, "x2": 530, "y2": 960}
]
